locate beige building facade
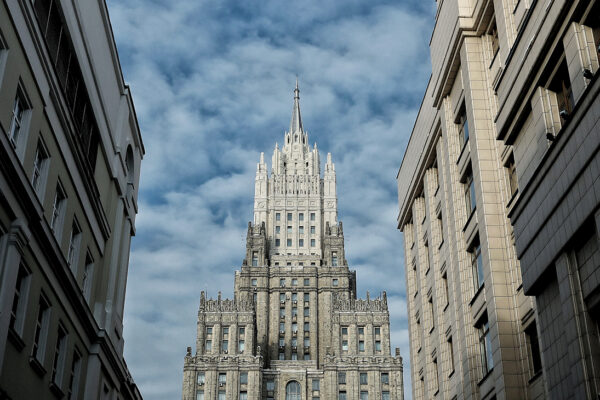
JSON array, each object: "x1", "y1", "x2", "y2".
[
  {"x1": 397, "y1": 0, "x2": 600, "y2": 399},
  {"x1": 182, "y1": 85, "x2": 404, "y2": 400},
  {"x1": 0, "y1": 0, "x2": 144, "y2": 398}
]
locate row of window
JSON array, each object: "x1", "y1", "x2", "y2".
[
  {"x1": 9, "y1": 268, "x2": 82, "y2": 399},
  {"x1": 340, "y1": 326, "x2": 382, "y2": 353},
  {"x1": 276, "y1": 225, "x2": 318, "y2": 235},
  {"x1": 275, "y1": 212, "x2": 316, "y2": 222},
  {"x1": 275, "y1": 238, "x2": 317, "y2": 247},
  {"x1": 337, "y1": 371, "x2": 389, "y2": 385},
  {"x1": 339, "y1": 391, "x2": 390, "y2": 400},
  {"x1": 204, "y1": 326, "x2": 246, "y2": 354},
  {"x1": 278, "y1": 277, "x2": 339, "y2": 287}
]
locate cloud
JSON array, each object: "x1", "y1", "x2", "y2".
[{"x1": 107, "y1": 0, "x2": 434, "y2": 398}]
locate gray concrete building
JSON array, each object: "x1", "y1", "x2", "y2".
[
  {"x1": 397, "y1": 0, "x2": 600, "y2": 399},
  {"x1": 182, "y1": 84, "x2": 404, "y2": 400},
  {"x1": 0, "y1": 0, "x2": 144, "y2": 398}
]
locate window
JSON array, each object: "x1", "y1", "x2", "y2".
[
  {"x1": 311, "y1": 239, "x2": 316, "y2": 247},
  {"x1": 51, "y1": 324, "x2": 68, "y2": 388},
  {"x1": 310, "y1": 213, "x2": 315, "y2": 221},
  {"x1": 267, "y1": 379, "x2": 275, "y2": 391},
  {"x1": 291, "y1": 352, "x2": 298, "y2": 360},
  {"x1": 333, "y1": 279, "x2": 339, "y2": 286},
  {"x1": 457, "y1": 105, "x2": 469, "y2": 145},
  {"x1": 205, "y1": 340, "x2": 212, "y2": 351},
  {"x1": 292, "y1": 307, "x2": 298, "y2": 317},
  {"x1": 251, "y1": 278, "x2": 257, "y2": 286},
  {"x1": 304, "y1": 278, "x2": 310, "y2": 286},
  {"x1": 32, "y1": 139, "x2": 49, "y2": 196},
  {"x1": 10, "y1": 264, "x2": 31, "y2": 337},
  {"x1": 339, "y1": 392, "x2": 347, "y2": 400},
  {"x1": 342, "y1": 340, "x2": 348, "y2": 352},
  {"x1": 489, "y1": 18, "x2": 499, "y2": 56},
  {"x1": 310, "y1": 226, "x2": 315, "y2": 234},
  {"x1": 299, "y1": 213, "x2": 304, "y2": 221},
  {"x1": 505, "y1": 153, "x2": 518, "y2": 197},
  {"x1": 381, "y1": 373, "x2": 389, "y2": 384},
  {"x1": 549, "y1": 58, "x2": 574, "y2": 124},
  {"x1": 432, "y1": 357, "x2": 439, "y2": 393},
  {"x1": 299, "y1": 239, "x2": 304, "y2": 247},
  {"x1": 479, "y1": 318, "x2": 493, "y2": 375},
  {"x1": 464, "y1": 168, "x2": 476, "y2": 216},
  {"x1": 50, "y1": 183, "x2": 67, "y2": 238},
  {"x1": 276, "y1": 226, "x2": 281, "y2": 234},
  {"x1": 360, "y1": 392, "x2": 368, "y2": 400},
  {"x1": 196, "y1": 391, "x2": 204, "y2": 400},
  {"x1": 437, "y1": 213, "x2": 444, "y2": 246},
  {"x1": 218, "y1": 391, "x2": 225, "y2": 400},
  {"x1": 280, "y1": 278, "x2": 286, "y2": 287},
  {"x1": 304, "y1": 353, "x2": 310, "y2": 360},
  {"x1": 304, "y1": 293, "x2": 310, "y2": 302},
  {"x1": 81, "y1": 253, "x2": 94, "y2": 303},
  {"x1": 280, "y1": 322, "x2": 285, "y2": 332},
  {"x1": 197, "y1": 372, "x2": 205, "y2": 385},
  {"x1": 279, "y1": 337, "x2": 285, "y2": 346},
  {"x1": 470, "y1": 239, "x2": 484, "y2": 292},
  {"x1": 8, "y1": 88, "x2": 30, "y2": 149},
  {"x1": 312, "y1": 379, "x2": 320, "y2": 391},
  {"x1": 442, "y1": 272, "x2": 450, "y2": 308},
  {"x1": 280, "y1": 293, "x2": 286, "y2": 303},
  {"x1": 360, "y1": 372, "x2": 368, "y2": 385},
  {"x1": 299, "y1": 226, "x2": 304, "y2": 234},
  {"x1": 67, "y1": 219, "x2": 82, "y2": 271},
  {"x1": 375, "y1": 341, "x2": 382, "y2": 352},
  {"x1": 358, "y1": 340, "x2": 365, "y2": 352},
  {"x1": 287, "y1": 239, "x2": 292, "y2": 246},
  {"x1": 238, "y1": 327, "x2": 245, "y2": 353},
  {"x1": 32, "y1": 294, "x2": 51, "y2": 364},
  {"x1": 338, "y1": 372, "x2": 346, "y2": 384},
  {"x1": 288, "y1": 213, "x2": 293, "y2": 221},
  {"x1": 240, "y1": 372, "x2": 248, "y2": 385},
  {"x1": 382, "y1": 392, "x2": 390, "y2": 400},
  {"x1": 448, "y1": 336, "x2": 455, "y2": 374},
  {"x1": 239, "y1": 392, "x2": 247, "y2": 400},
  {"x1": 292, "y1": 322, "x2": 297, "y2": 332},
  {"x1": 287, "y1": 226, "x2": 292, "y2": 234},
  {"x1": 276, "y1": 239, "x2": 281, "y2": 247},
  {"x1": 276, "y1": 212, "x2": 281, "y2": 221},
  {"x1": 218, "y1": 373, "x2": 226, "y2": 385},
  {"x1": 286, "y1": 381, "x2": 301, "y2": 400},
  {"x1": 304, "y1": 322, "x2": 310, "y2": 332},
  {"x1": 252, "y1": 251, "x2": 258, "y2": 266},
  {"x1": 428, "y1": 296, "x2": 435, "y2": 331},
  {"x1": 332, "y1": 252, "x2": 338, "y2": 266},
  {"x1": 292, "y1": 278, "x2": 298, "y2": 286},
  {"x1": 304, "y1": 308, "x2": 309, "y2": 317},
  {"x1": 304, "y1": 338, "x2": 310, "y2": 347},
  {"x1": 375, "y1": 326, "x2": 381, "y2": 336},
  {"x1": 525, "y1": 322, "x2": 542, "y2": 376},
  {"x1": 66, "y1": 349, "x2": 81, "y2": 400},
  {"x1": 221, "y1": 327, "x2": 229, "y2": 353}
]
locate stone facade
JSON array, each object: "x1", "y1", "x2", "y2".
[
  {"x1": 0, "y1": 0, "x2": 143, "y2": 399},
  {"x1": 397, "y1": 0, "x2": 600, "y2": 399},
  {"x1": 183, "y1": 84, "x2": 403, "y2": 400}
]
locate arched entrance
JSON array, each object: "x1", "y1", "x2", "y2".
[{"x1": 285, "y1": 380, "x2": 301, "y2": 400}]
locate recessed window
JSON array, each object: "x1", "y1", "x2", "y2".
[
  {"x1": 251, "y1": 278, "x2": 257, "y2": 286},
  {"x1": 276, "y1": 226, "x2": 281, "y2": 234},
  {"x1": 448, "y1": 336, "x2": 455, "y2": 374},
  {"x1": 50, "y1": 183, "x2": 67, "y2": 239},
  {"x1": 457, "y1": 105, "x2": 469, "y2": 146},
  {"x1": 304, "y1": 278, "x2": 310, "y2": 286},
  {"x1": 310, "y1": 213, "x2": 315, "y2": 221},
  {"x1": 375, "y1": 341, "x2": 382, "y2": 352},
  {"x1": 338, "y1": 372, "x2": 346, "y2": 384},
  {"x1": 31, "y1": 139, "x2": 49, "y2": 197},
  {"x1": 310, "y1": 239, "x2": 315, "y2": 247},
  {"x1": 359, "y1": 372, "x2": 368, "y2": 385},
  {"x1": 299, "y1": 239, "x2": 304, "y2": 247},
  {"x1": 299, "y1": 213, "x2": 304, "y2": 221},
  {"x1": 276, "y1": 213, "x2": 281, "y2": 221},
  {"x1": 67, "y1": 219, "x2": 82, "y2": 271},
  {"x1": 299, "y1": 226, "x2": 304, "y2": 234},
  {"x1": 9, "y1": 263, "x2": 31, "y2": 337},
  {"x1": 489, "y1": 18, "x2": 499, "y2": 56},
  {"x1": 332, "y1": 278, "x2": 339, "y2": 286},
  {"x1": 280, "y1": 278, "x2": 286, "y2": 287},
  {"x1": 31, "y1": 294, "x2": 51, "y2": 364},
  {"x1": 275, "y1": 239, "x2": 281, "y2": 247},
  {"x1": 310, "y1": 226, "x2": 315, "y2": 234},
  {"x1": 197, "y1": 372, "x2": 205, "y2": 385},
  {"x1": 381, "y1": 373, "x2": 389, "y2": 385},
  {"x1": 287, "y1": 226, "x2": 292, "y2": 234},
  {"x1": 470, "y1": 238, "x2": 484, "y2": 292},
  {"x1": 66, "y1": 349, "x2": 82, "y2": 399},
  {"x1": 464, "y1": 168, "x2": 476, "y2": 216},
  {"x1": 287, "y1": 239, "x2": 292, "y2": 247},
  {"x1": 525, "y1": 321, "x2": 542, "y2": 376},
  {"x1": 8, "y1": 87, "x2": 30, "y2": 151},
  {"x1": 287, "y1": 213, "x2": 292, "y2": 221},
  {"x1": 505, "y1": 153, "x2": 518, "y2": 197},
  {"x1": 292, "y1": 279, "x2": 298, "y2": 286},
  {"x1": 252, "y1": 251, "x2": 258, "y2": 267},
  {"x1": 218, "y1": 373, "x2": 226, "y2": 385},
  {"x1": 239, "y1": 392, "x2": 247, "y2": 400},
  {"x1": 478, "y1": 317, "x2": 493, "y2": 375},
  {"x1": 312, "y1": 379, "x2": 320, "y2": 391},
  {"x1": 360, "y1": 391, "x2": 368, "y2": 400},
  {"x1": 240, "y1": 372, "x2": 248, "y2": 385},
  {"x1": 51, "y1": 324, "x2": 68, "y2": 388}
]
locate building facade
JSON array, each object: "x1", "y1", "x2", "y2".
[
  {"x1": 182, "y1": 84, "x2": 404, "y2": 400},
  {"x1": 0, "y1": 0, "x2": 144, "y2": 399},
  {"x1": 397, "y1": 0, "x2": 600, "y2": 399}
]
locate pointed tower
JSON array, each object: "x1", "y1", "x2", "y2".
[{"x1": 182, "y1": 83, "x2": 404, "y2": 400}]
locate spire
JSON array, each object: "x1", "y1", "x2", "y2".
[{"x1": 289, "y1": 79, "x2": 303, "y2": 134}]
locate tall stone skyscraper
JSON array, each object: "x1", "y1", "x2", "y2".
[{"x1": 182, "y1": 83, "x2": 404, "y2": 400}]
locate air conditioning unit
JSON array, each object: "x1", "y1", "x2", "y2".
[
  {"x1": 198, "y1": 382, "x2": 204, "y2": 386},
  {"x1": 219, "y1": 383, "x2": 225, "y2": 387},
  {"x1": 305, "y1": 346, "x2": 310, "y2": 351},
  {"x1": 223, "y1": 350, "x2": 228, "y2": 354},
  {"x1": 280, "y1": 300, "x2": 285, "y2": 304},
  {"x1": 292, "y1": 330, "x2": 298, "y2": 335},
  {"x1": 292, "y1": 316, "x2": 297, "y2": 321},
  {"x1": 279, "y1": 345, "x2": 285, "y2": 350},
  {"x1": 279, "y1": 330, "x2": 285, "y2": 335},
  {"x1": 292, "y1": 346, "x2": 297, "y2": 351},
  {"x1": 304, "y1": 302, "x2": 309, "y2": 307},
  {"x1": 293, "y1": 300, "x2": 297, "y2": 305}
]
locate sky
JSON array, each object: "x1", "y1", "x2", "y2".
[{"x1": 105, "y1": 0, "x2": 435, "y2": 398}]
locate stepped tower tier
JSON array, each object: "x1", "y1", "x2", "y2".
[{"x1": 183, "y1": 83, "x2": 404, "y2": 400}]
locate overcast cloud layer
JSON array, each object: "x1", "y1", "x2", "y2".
[{"x1": 106, "y1": 1, "x2": 435, "y2": 398}]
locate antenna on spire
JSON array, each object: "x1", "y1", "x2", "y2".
[
  {"x1": 294, "y1": 76, "x2": 300, "y2": 99},
  {"x1": 289, "y1": 78, "x2": 303, "y2": 134}
]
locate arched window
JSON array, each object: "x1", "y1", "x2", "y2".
[{"x1": 285, "y1": 381, "x2": 301, "y2": 400}]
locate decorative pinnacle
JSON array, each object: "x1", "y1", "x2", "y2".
[{"x1": 289, "y1": 79, "x2": 303, "y2": 134}]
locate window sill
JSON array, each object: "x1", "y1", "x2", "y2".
[
  {"x1": 462, "y1": 207, "x2": 477, "y2": 232},
  {"x1": 477, "y1": 368, "x2": 494, "y2": 386},
  {"x1": 448, "y1": 369, "x2": 455, "y2": 379},
  {"x1": 528, "y1": 371, "x2": 542, "y2": 384},
  {"x1": 8, "y1": 328, "x2": 25, "y2": 352},
  {"x1": 443, "y1": 302, "x2": 449, "y2": 312},
  {"x1": 429, "y1": 326, "x2": 435, "y2": 334},
  {"x1": 438, "y1": 239, "x2": 444, "y2": 250},
  {"x1": 49, "y1": 381, "x2": 65, "y2": 399},
  {"x1": 29, "y1": 356, "x2": 47, "y2": 377},
  {"x1": 456, "y1": 139, "x2": 470, "y2": 165},
  {"x1": 469, "y1": 284, "x2": 485, "y2": 307}
]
